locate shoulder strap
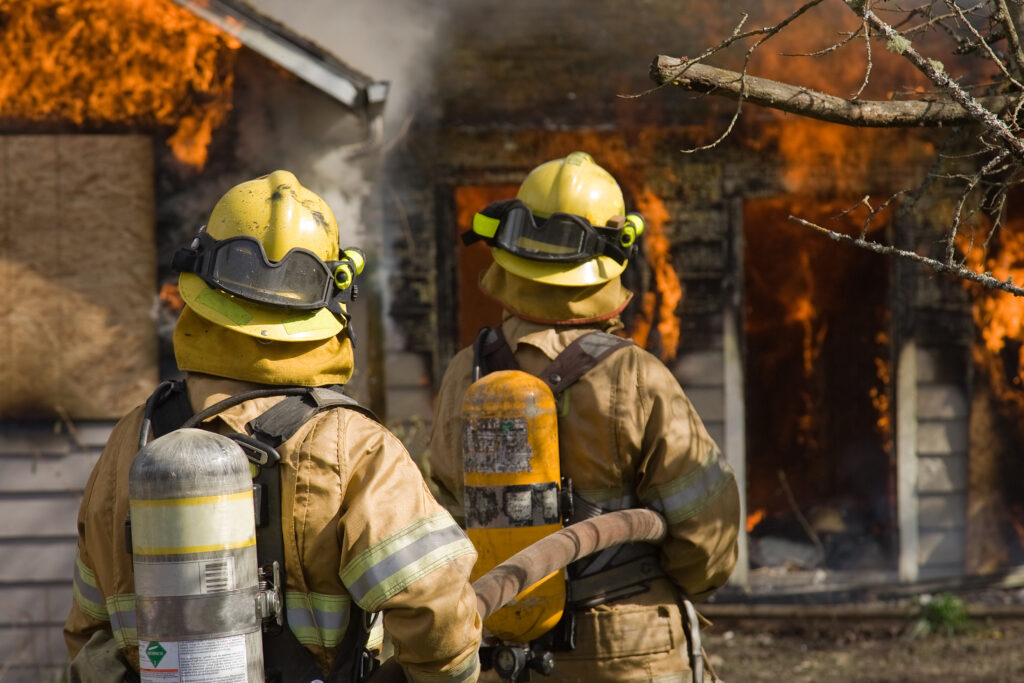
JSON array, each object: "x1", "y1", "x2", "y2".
[
  {"x1": 246, "y1": 386, "x2": 378, "y2": 683},
  {"x1": 247, "y1": 387, "x2": 378, "y2": 447},
  {"x1": 139, "y1": 379, "x2": 193, "y2": 448},
  {"x1": 539, "y1": 332, "x2": 634, "y2": 400},
  {"x1": 472, "y1": 326, "x2": 521, "y2": 380},
  {"x1": 471, "y1": 327, "x2": 634, "y2": 400}
]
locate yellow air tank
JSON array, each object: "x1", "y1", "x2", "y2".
[{"x1": 461, "y1": 370, "x2": 564, "y2": 643}]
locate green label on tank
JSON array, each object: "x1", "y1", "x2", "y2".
[{"x1": 145, "y1": 641, "x2": 167, "y2": 667}]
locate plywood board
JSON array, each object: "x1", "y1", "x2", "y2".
[{"x1": 0, "y1": 135, "x2": 158, "y2": 419}]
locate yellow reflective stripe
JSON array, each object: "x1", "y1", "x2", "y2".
[
  {"x1": 341, "y1": 512, "x2": 476, "y2": 612},
  {"x1": 365, "y1": 615, "x2": 384, "y2": 652},
  {"x1": 106, "y1": 594, "x2": 137, "y2": 649},
  {"x1": 130, "y1": 491, "x2": 256, "y2": 555},
  {"x1": 72, "y1": 552, "x2": 107, "y2": 621},
  {"x1": 132, "y1": 538, "x2": 256, "y2": 555},
  {"x1": 405, "y1": 652, "x2": 480, "y2": 683},
  {"x1": 641, "y1": 446, "x2": 734, "y2": 525},
  {"x1": 285, "y1": 591, "x2": 351, "y2": 648},
  {"x1": 129, "y1": 491, "x2": 252, "y2": 508}
]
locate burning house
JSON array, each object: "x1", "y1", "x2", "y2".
[
  {"x1": 378, "y1": 0, "x2": 1024, "y2": 597},
  {"x1": 3, "y1": 0, "x2": 1024, "y2": 679}
]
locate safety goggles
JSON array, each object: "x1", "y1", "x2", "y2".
[
  {"x1": 172, "y1": 229, "x2": 364, "y2": 314},
  {"x1": 462, "y1": 199, "x2": 643, "y2": 264}
]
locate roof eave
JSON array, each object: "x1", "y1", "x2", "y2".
[{"x1": 174, "y1": 0, "x2": 389, "y2": 113}]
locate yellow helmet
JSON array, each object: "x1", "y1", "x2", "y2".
[
  {"x1": 174, "y1": 170, "x2": 365, "y2": 342},
  {"x1": 470, "y1": 152, "x2": 643, "y2": 287}
]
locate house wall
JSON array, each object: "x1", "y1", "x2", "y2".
[{"x1": 0, "y1": 422, "x2": 111, "y2": 682}]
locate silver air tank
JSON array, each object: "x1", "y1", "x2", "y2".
[{"x1": 130, "y1": 428, "x2": 263, "y2": 682}]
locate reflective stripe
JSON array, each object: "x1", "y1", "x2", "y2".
[
  {"x1": 365, "y1": 612, "x2": 384, "y2": 652},
  {"x1": 575, "y1": 489, "x2": 637, "y2": 512},
  {"x1": 130, "y1": 492, "x2": 256, "y2": 556},
  {"x1": 341, "y1": 512, "x2": 476, "y2": 612},
  {"x1": 405, "y1": 652, "x2": 480, "y2": 683},
  {"x1": 285, "y1": 591, "x2": 351, "y2": 648},
  {"x1": 72, "y1": 552, "x2": 107, "y2": 621},
  {"x1": 106, "y1": 594, "x2": 138, "y2": 649},
  {"x1": 641, "y1": 446, "x2": 734, "y2": 525}
]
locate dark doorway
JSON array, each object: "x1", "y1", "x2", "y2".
[{"x1": 743, "y1": 196, "x2": 895, "y2": 572}]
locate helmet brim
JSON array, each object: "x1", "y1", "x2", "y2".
[
  {"x1": 491, "y1": 249, "x2": 626, "y2": 286},
  {"x1": 178, "y1": 273, "x2": 344, "y2": 342}
]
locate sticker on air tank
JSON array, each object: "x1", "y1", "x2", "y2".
[
  {"x1": 134, "y1": 557, "x2": 236, "y2": 596},
  {"x1": 462, "y1": 417, "x2": 533, "y2": 473},
  {"x1": 139, "y1": 635, "x2": 247, "y2": 683}
]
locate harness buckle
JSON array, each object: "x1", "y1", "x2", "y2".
[{"x1": 257, "y1": 561, "x2": 284, "y2": 629}]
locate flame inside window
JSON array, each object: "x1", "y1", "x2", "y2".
[{"x1": 0, "y1": 0, "x2": 241, "y2": 168}]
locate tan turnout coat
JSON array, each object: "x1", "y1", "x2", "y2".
[
  {"x1": 65, "y1": 374, "x2": 482, "y2": 682},
  {"x1": 429, "y1": 315, "x2": 740, "y2": 682}
]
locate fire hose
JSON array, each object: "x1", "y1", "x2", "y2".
[{"x1": 369, "y1": 509, "x2": 706, "y2": 683}]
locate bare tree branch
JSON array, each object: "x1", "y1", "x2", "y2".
[
  {"x1": 944, "y1": 0, "x2": 1024, "y2": 89},
  {"x1": 650, "y1": 55, "x2": 1013, "y2": 126},
  {"x1": 847, "y1": 0, "x2": 1024, "y2": 161},
  {"x1": 791, "y1": 215, "x2": 1024, "y2": 297},
  {"x1": 996, "y1": 0, "x2": 1024, "y2": 75}
]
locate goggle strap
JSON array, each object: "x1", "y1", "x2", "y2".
[
  {"x1": 170, "y1": 247, "x2": 199, "y2": 274},
  {"x1": 461, "y1": 228, "x2": 486, "y2": 246}
]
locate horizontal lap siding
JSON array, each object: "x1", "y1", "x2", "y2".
[
  {"x1": 915, "y1": 348, "x2": 968, "y2": 576},
  {"x1": 0, "y1": 426, "x2": 109, "y2": 679},
  {"x1": 0, "y1": 433, "x2": 109, "y2": 679}
]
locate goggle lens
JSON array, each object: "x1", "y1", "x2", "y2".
[
  {"x1": 173, "y1": 232, "x2": 365, "y2": 312},
  {"x1": 491, "y1": 207, "x2": 589, "y2": 260},
  {"x1": 466, "y1": 199, "x2": 642, "y2": 264},
  {"x1": 211, "y1": 241, "x2": 330, "y2": 307}
]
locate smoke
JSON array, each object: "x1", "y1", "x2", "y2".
[{"x1": 244, "y1": 0, "x2": 458, "y2": 136}]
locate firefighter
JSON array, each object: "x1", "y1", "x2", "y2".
[
  {"x1": 428, "y1": 152, "x2": 740, "y2": 681},
  {"x1": 64, "y1": 171, "x2": 482, "y2": 682}
]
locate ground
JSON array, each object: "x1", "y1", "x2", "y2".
[{"x1": 703, "y1": 615, "x2": 1024, "y2": 682}]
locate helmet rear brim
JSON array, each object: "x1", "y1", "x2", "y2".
[{"x1": 491, "y1": 249, "x2": 626, "y2": 286}]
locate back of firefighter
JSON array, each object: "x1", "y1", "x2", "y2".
[
  {"x1": 64, "y1": 171, "x2": 482, "y2": 682},
  {"x1": 428, "y1": 152, "x2": 740, "y2": 682}
]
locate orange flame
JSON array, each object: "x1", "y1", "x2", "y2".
[
  {"x1": 159, "y1": 283, "x2": 184, "y2": 311},
  {"x1": 0, "y1": 0, "x2": 240, "y2": 168},
  {"x1": 871, "y1": 330, "x2": 892, "y2": 454},
  {"x1": 746, "y1": 508, "x2": 766, "y2": 533},
  {"x1": 962, "y1": 221, "x2": 1024, "y2": 429},
  {"x1": 633, "y1": 188, "x2": 682, "y2": 358},
  {"x1": 1011, "y1": 517, "x2": 1024, "y2": 550}
]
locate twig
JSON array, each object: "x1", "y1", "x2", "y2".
[
  {"x1": 997, "y1": 0, "x2": 1024, "y2": 76},
  {"x1": 943, "y1": 0, "x2": 1024, "y2": 90},
  {"x1": 945, "y1": 149, "x2": 1012, "y2": 265},
  {"x1": 846, "y1": 0, "x2": 1024, "y2": 162},
  {"x1": 853, "y1": 16, "x2": 873, "y2": 100},
  {"x1": 777, "y1": 470, "x2": 824, "y2": 557},
  {"x1": 791, "y1": 214, "x2": 1024, "y2": 297},
  {"x1": 54, "y1": 404, "x2": 84, "y2": 448}
]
